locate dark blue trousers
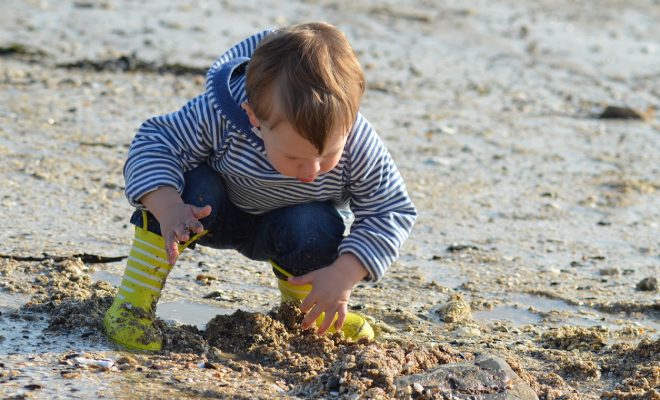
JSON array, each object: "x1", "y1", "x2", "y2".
[{"x1": 130, "y1": 164, "x2": 345, "y2": 277}]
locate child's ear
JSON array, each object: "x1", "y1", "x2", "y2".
[{"x1": 241, "y1": 102, "x2": 260, "y2": 128}]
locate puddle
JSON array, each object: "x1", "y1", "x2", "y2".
[
  {"x1": 0, "y1": 311, "x2": 108, "y2": 356},
  {"x1": 91, "y1": 272, "x2": 234, "y2": 329},
  {"x1": 475, "y1": 292, "x2": 660, "y2": 338},
  {"x1": 91, "y1": 270, "x2": 122, "y2": 287},
  {"x1": 508, "y1": 293, "x2": 576, "y2": 313},
  {"x1": 0, "y1": 312, "x2": 122, "y2": 399},
  {"x1": 156, "y1": 300, "x2": 232, "y2": 329},
  {"x1": 410, "y1": 257, "x2": 466, "y2": 289},
  {"x1": 473, "y1": 306, "x2": 542, "y2": 326},
  {"x1": 0, "y1": 292, "x2": 31, "y2": 311},
  {"x1": 561, "y1": 315, "x2": 660, "y2": 339},
  {"x1": 509, "y1": 293, "x2": 660, "y2": 335}
]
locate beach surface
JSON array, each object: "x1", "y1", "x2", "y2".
[{"x1": 1, "y1": 0, "x2": 658, "y2": 398}]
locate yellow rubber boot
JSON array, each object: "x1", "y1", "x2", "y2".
[
  {"x1": 270, "y1": 260, "x2": 374, "y2": 340},
  {"x1": 103, "y1": 212, "x2": 206, "y2": 351}
]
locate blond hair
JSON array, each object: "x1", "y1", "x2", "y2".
[{"x1": 246, "y1": 22, "x2": 365, "y2": 153}]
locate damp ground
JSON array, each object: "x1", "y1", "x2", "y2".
[{"x1": 1, "y1": 0, "x2": 659, "y2": 399}]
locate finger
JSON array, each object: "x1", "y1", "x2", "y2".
[
  {"x1": 174, "y1": 224, "x2": 190, "y2": 243},
  {"x1": 288, "y1": 272, "x2": 314, "y2": 286},
  {"x1": 300, "y1": 294, "x2": 316, "y2": 314},
  {"x1": 165, "y1": 234, "x2": 179, "y2": 265},
  {"x1": 317, "y1": 309, "x2": 337, "y2": 335},
  {"x1": 334, "y1": 305, "x2": 347, "y2": 331},
  {"x1": 302, "y1": 305, "x2": 324, "y2": 330},
  {"x1": 186, "y1": 218, "x2": 205, "y2": 235},
  {"x1": 192, "y1": 204, "x2": 212, "y2": 219}
]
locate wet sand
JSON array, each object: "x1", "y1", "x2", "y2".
[{"x1": 1, "y1": 0, "x2": 659, "y2": 398}]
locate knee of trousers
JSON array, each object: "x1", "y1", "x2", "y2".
[
  {"x1": 180, "y1": 164, "x2": 227, "y2": 227},
  {"x1": 272, "y1": 202, "x2": 345, "y2": 260}
]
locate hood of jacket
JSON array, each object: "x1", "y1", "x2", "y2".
[{"x1": 205, "y1": 30, "x2": 272, "y2": 140}]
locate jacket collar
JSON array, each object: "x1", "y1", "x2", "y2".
[{"x1": 206, "y1": 57, "x2": 263, "y2": 146}]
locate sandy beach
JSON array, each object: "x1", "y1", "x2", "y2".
[{"x1": 1, "y1": 0, "x2": 658, "y2": 398}]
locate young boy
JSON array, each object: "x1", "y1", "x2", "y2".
[{"x1": 103, "y1": 22, "x2": 417, "y2": 351}]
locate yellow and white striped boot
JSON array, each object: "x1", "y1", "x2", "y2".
[
  {"x1": 103, "y1": 212, "x2": 205, "y2": 351},
  {"x1": 270, "y1": 260, "x2": 374, "y2": 340}
]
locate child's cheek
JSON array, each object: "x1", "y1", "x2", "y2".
[{"x1": 269, "y1": 155, "x2": 293, "y2": 177}]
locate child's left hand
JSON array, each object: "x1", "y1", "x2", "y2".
[{"x1": 287, "y1": 253, "x2": 369, "y2": 334}]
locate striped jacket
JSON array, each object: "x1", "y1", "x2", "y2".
[{"x1": 124, "y1": 30, "x2": 417, "y2": 281}]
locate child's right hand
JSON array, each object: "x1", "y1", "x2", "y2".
[
  {"x1": 139, "y1": 187, "x2": 212, "y2": 265},
  {"x1": 157, "y1": 203, "x2": 212, "y2": 265}
]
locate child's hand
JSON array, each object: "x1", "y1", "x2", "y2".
[
  {"x1": 287, "y1": 253, "x2": 369, "y2": 334},
  {"x1": 158, "y1": 203, "x2": 212, "y2": 265},
  {"x1": 140, "y1": 186, "x2": 212, "y2": 265}
]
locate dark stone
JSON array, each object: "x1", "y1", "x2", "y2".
[
  {"x1": 447, "y1": 244, "x2": 480, "y2": 253},
  {"x1": 636, "y1": 277, "x2": 658, "y2": 292},
  {"x1": 597, "y1": 106, "x2": 645, "y2": 120},
  {"x1": 326, "y1": 375, "x2": 340, "y2": 391}
]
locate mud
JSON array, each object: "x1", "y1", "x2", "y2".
[
  {"x1": 2, "y1": 256, "x2": 658, "y2": 398},
  {"x1": 1, "y1": 0, "x2": 659, "y2": 398}
]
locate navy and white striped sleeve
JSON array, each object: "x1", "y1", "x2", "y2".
[
  {"x1": 123, "y1": 95, "x2": 222, "y2": 208},
  {"x1": 338, "y1": 115, "x2": 417, "y2": 281}
]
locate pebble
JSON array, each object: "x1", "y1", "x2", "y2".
[
  {"x1": 437, "y1": 125, "x2": 457, "y2": 135},
  {"x1": 599, "y1": 268, "x2": 620, "y2": 276},
  {"x1": 61, "y1": 370, "x2": 81, "y2": 379},
  {"x1": 75, "y1": 357, "x2": 114, "y2": 371},
  {"x1": 597, "y1": 105, "x2": 647, "y2": 120},
  {"x1": 636, "y1": 277, "x2": 658, "y2": 292},
  {"x1": 454, "y1": 326, "x2": 481, "y2": 337},
  {"x1": 436, "y1": 294, "x2": 473, "y2": 323},
  {"x1": 423, "y1": 157, "x2": 451, "y2": 166}
]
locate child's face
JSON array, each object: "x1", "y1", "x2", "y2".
[{"x1": 242, "y1": 102, "x2": 347, "y2": 183}]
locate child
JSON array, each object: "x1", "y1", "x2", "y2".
[{"x1": 103, "y1": 22, "x2": 417, "y2": 350}]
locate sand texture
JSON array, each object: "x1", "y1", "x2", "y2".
[{"x1": 1, "y1": 0, "x2": 659, "y2": 398}]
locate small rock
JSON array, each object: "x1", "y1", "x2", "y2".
[
  {"x1": 116, "y1": 355, "x2": 138, "y2": 366},
  {"x1": 326, "y1": 375, "x2": 340, "y2": 391},
  {"x1": 447, "y1": 244, "x2": 479, "y2": 253},
  {"x1": 453, "y1": 326, "x2": 481, "y2": 337},
  {"x1": 24, "y1": 384, "x2": 44, "y2": 390},
  {"x1": 599, "y1": 268, "x2": 620, "y2": 276},
  {"x1": 203, "y1": 290, "x2": 223, "y2": 299},
  {"x1": 61, "y1": 370, "x2": 81, "y2": 379},
  {"x1": 202, "y1": 361, "x2": 219, "y2": 370},
  {"x1": 597, "y1": 105, "x2": 651, "y2": 120},
  {"x1": 196, "y1": 274, "x2": 217, "y2": 285},
  {"x1": 423, "y1": 157, "x2": 451, "y2": 166},
  {"x1": 436, "y1": 294, "x2": 472, "y2": 323},
  {"x1": 75, "y1": 357, "x2": 114, "y2": 371},
  {"x1": 636, "y1": 277, "x2": 658, "y2": 292},
  {"x1": 437, "y1": 125, "x2": 457, "y2": 135}
]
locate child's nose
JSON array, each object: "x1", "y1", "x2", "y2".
[{"x1": 299, "y1": 160, "x2": 321, "y2": 179}]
